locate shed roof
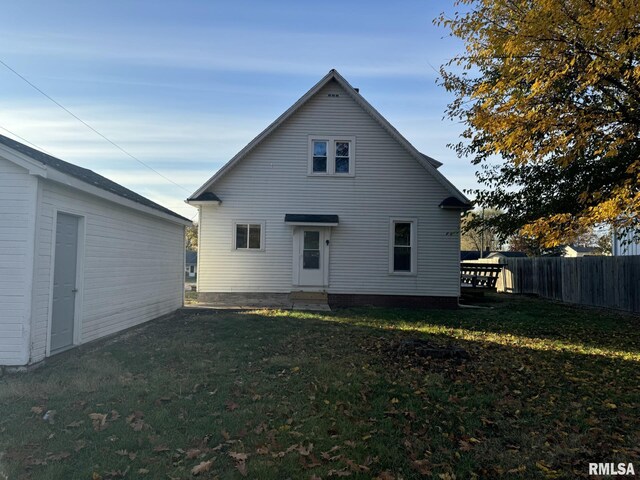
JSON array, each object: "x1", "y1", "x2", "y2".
[{"x1": 0, "y1": 134, "x2": 190, "y2": 222}]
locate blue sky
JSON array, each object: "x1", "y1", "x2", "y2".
[{"x1": 0, "y1": 0, "x2": 473, "y2": 220}]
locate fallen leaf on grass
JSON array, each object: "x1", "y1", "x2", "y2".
[
  {"x1": 89, "y1": 413, "x2": 108, "y2": 431},
  {"x1": 459, "y1": 440, "x2": 473, "y2": 452},
  {"x1": 225, "y1": 400, "x2": 239, "y2": 411},
  {"x1": 31, "y1": 406, "x2": 44, "y2": 415},
  {"x1": 298, "y1": 443, "x2": 314, "y2": 456},
  {"x1": 137, "y1": 469, "x2": 149, "y2": 475},
  {"x1": 115, "y1": 449, "x2": 137, "y2": 460},
  {"x1": 47, "y1": 451, "x2": 71, "y2": 461},
  {"x1": 375, "y1": 472, "x2": 395, "y2": 480},
  {"x1": 507, "y1": 466, "x2": 527, "y2": 474},
  {"x1": 300, "y1": 453, "x2": 322, "y2": 469},
  {"x1": 236, "y1": 461, "x2": 248, "y2": 477},
  {"x1": 536, "y1": 461, "x2": 562, "y2": 478},
  {"x1": 328, "y1": 469, "x2": 351, "y2": 477},
  {"x1": 153, "y1": 445, "x2": 170, "y2": 453},
  {"x1": 229, "y1": 452, "x2": 248, "y2": 462},
  {"x1": 345, "y1": 458, "x2": 370, "y2": 473},
  {"x1": 191, "y1": 459, "x2": 213, "y2": 475},
  {"x1": 229, "y1": 452, "x2": 248, "y2": 476},
  {"x1": 186, "y1": 449, "x2": 201, "y2": 459},
  {"x1": 411, "y1": 459, "x2": 431, "y2": 475},
  {"x1": 125, "y1": 412, "x2": 146, "y2": 431}
]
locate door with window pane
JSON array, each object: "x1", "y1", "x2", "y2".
[{"x1": 298, "y1": 228, "x2": 324, "y2": 286}]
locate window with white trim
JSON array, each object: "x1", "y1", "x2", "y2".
[
  {"x1": 390, "y1": 219, "x2": 417, "y2": 274},
  {"x1": 308, "y1": 136, "x2": 355, "y2": 176},
  {"x1": 234, "y1": 222, "x2": 265, "y2": 250}
]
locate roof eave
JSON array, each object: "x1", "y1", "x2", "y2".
[{"x1": 186, "y1": 200, "x2": 221, "y2": 206}]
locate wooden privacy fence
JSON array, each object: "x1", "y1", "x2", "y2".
[{"x1": 498, "y1": 256, "x2": 640, "y2": 314}]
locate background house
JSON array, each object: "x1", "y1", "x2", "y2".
[
  {"x1": 188, "y1": 70, "x2": 470, "y2": 308},
  {"x1": 0, "y1": 134, "x2": 191, "y2": 366},
  {"x1": 461, "y1": 251, "x2": 527, "y2": 263},
  {"x1": 185, "y1": 250, "x2": 197, "y2": 278},
  {"x1": 612, "y1": 228, "x2": 640, "y2": 256},
  {"x1": 563, "y1": 245, "x2": 597, "y2": 257}
]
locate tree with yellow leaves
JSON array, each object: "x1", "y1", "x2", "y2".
[{"x1": 438, "y1": 0, "x2": 640, "y2": 247}]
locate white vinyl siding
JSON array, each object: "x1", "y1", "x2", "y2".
[
  {"x1": 0, "y1": 158, "x2": 36, "y2": 365},
  {"x1": 198, "y1": 79, "x2": 461, "y2": 298},
  {"x1": 28, "y1": 180, "x2": 184, "y2": 363}
]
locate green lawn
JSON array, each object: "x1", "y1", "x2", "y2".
[{"x1": 1, "y1": 295, "x2": 638, "y2": 479}]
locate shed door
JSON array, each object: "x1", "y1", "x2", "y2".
[{"x1": 51, "y1": 213, "x2": 79, "y2": 353}]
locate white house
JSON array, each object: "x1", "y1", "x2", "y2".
[
  {"x1": 0, "y1": 134, "x2": 191, "y2": 367},
  {"x1": 187, "y1": 70, "x2": 470, "y2": 309},
  {"x1": 563, "y1": 245, "x2": 597, "y2": 257},
  {"x1": 612, "y1": 228, "x2": 640, "y2": 256},
  {"x1": 185, "y1": 250, "x2": 197, "y2": 277}
]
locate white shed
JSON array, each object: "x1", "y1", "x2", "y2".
[{"x1": 0, "y1": 134, "x2": 191, "y2": 367}]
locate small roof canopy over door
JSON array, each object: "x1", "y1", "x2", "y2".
[{"x1": 284, "y1": 214, "x2": 339, "y2": 226}]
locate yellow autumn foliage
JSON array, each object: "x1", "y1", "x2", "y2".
[{"x1": 438, "y1": 0, "x2": 640, "y2": 246}]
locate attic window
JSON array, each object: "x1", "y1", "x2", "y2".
[
  {"x1": 308, "y1": 135, "x2": 355, "y2": 177},
  {"x1": 327, "y1": 93, "x2": 340, "y2": 97}
]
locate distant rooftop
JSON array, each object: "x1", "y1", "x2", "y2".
[{"x1": 567, "y1": 245, "x2": 596, "y2": 253}]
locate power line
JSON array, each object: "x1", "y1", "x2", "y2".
[
  {"x1": 0, "y1": 59, "x2": 191, "y2": 194},
  {"x1": 0, "y1": 123, "x2": 53, "y2": 155}
]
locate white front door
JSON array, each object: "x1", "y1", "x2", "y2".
[{"x1": 294, "y1": 227, "x2": 329, "y2": 287}]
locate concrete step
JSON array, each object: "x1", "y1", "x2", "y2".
[{"x1": 289, "y1": 291, "x2": 328, "y2": 302}]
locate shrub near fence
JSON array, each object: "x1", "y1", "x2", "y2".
[{"x1": 498, "y1": 256, "x2": 640, "y2": 314}]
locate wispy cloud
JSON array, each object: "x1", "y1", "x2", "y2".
[{"x1": 0, "y1": 26, "x2": 449, "y2": 79}]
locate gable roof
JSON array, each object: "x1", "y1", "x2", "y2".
[
  {"x1": 566, "y1": 245, "x2": 596, "y2": 253},
  {"x1": 0, "y1": 134, "x2": 191, "y2": 223},
  {"x1": 188, "y1": 69, "x2": 470, "y2": 206},
  {"x1": 487, "y1": 251, "x2": 528, "y2": 258}
]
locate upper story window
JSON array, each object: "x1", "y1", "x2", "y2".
[{"x1": 308, "y1": 136, "x2": 355, "y2": 176}]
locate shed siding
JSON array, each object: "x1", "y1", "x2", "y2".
[
  {"x1": 0, "y1": 158, "x2": 36, "y2": 365},
  {"x1": 198, "y1": 80, "x2": 461, "y2": 297},
  {"x1": 30, "y1": 180, "x2": 184, "y2": 363}
]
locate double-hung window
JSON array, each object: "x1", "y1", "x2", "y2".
[
  {"x1": 234, "y1": 222, "x2": 264, "y2": 250},
  {"x1": 390, "y1": 219, "x2": 417, "y2": 274},
  {"x1": 309, "y1": 136, "x2": 355, "y2": 176}
]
